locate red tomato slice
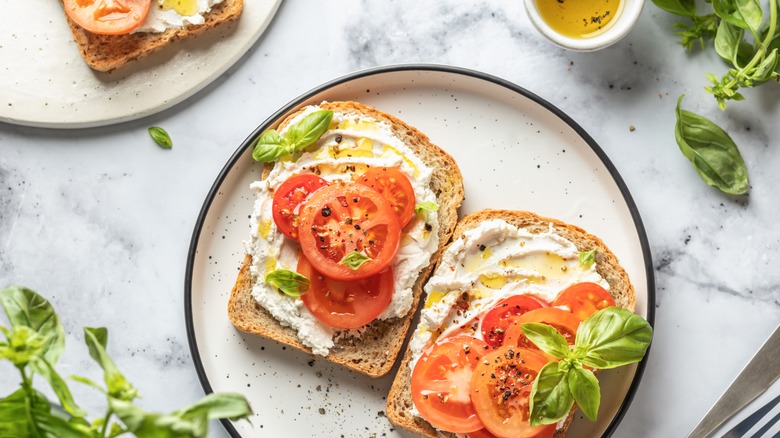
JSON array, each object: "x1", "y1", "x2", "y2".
[
  {"x1": 298, "y1": 181, "x2": 401, "y2": 280},
  {"x1": 411, "y1": 336, "x2": 491, "y2": 433},
  {"x1": 355, "y1": 167, "x2": 416, "y2": 227},
  {"x1": 272, "y1": 174, "x2": 329, "y2": 240},
  {"x1": 552, "y1": 282, "x2": 616, "y2": 320},
  {"x1": 504, "y1": 308, "x2": 581, "y2": 359},
  {"x1": 63, "y1": 0, "x2": 152, "y2": 35},
  {"x1": 470, "y1": 347, "x2": 556, "y2": 438},
  {"x1": 480, "y1": 295, "x2": 545, "y2": 348},
  {"x1": 468, "y1": 427, "x2": 553, "y2": 438},
  {"x1": 296, "y1": 256, "x2": 393, "y2": 329}
]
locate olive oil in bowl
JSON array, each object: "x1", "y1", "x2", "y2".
[{"x1": 535, "y1": 0, "x2": 624, "y2": 38}]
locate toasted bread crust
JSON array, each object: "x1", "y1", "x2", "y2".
[
  {"x1": 386, "y1": 209, "x2": 636, "y2": 437},
  {"x1": 227, "y1": 101, "x2": 465, "y2": 377},
  {"x1": 61, "y1": 0, "x2": 243, "y2": 72}
]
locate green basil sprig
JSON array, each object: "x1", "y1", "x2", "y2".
[
  {"x1": 0, "y1": 286, "x2": 251, "y2": 438},
  {"x1": 578, "y1": 249, "x2": 597, "y2": 268},
  {"x1": 524, "y1": 307, "x2": 652, "y2": 426},
  {"x1": 675, "y1": 96, "x2": 749, "y2": 195},
  {"x1": 339, "y1": 252, "x2": 371, "y2": 270},
  {"x1": 252, "y1": 110, "x2": 333, "y2": 162},
  {"x1": 265, "y1": 269, "x2": 311, "y2": 297}
]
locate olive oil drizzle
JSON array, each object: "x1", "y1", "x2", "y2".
[{"x1": 535, "y1": 0, "x2": 623, "y2": 38}]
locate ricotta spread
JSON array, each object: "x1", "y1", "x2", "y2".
[
  {"x1": 408, "y1": 218, "x2": 609, "y2": 383},
  {"x1": 246, "y1": 105, "x2": 440, "y2": 356},
  {"x1": 136, "y1": 0, "x2": 225, "y2": 33}
]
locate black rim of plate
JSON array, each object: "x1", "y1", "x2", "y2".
[{"x1": 184, "y1": 63, "x2": 656, "y2": 438}]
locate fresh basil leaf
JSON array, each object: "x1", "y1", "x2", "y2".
[
  {"x1": 339, "y1": 252, "x2": 371, "y2": 270},
  {"x1": 0, "y1": 325, "x2": 47, "y2": 367},
  {"x1": 576, "y1": 307, "x2": 653, "y2": 369},
  {"x1": 0, "y1": 388, "x2": 90, "y2": 438},
  {"x1": 651, "y1": 0, "x2": 697, "y2": 16},
  {"x1": 0, "y1": 388, "x2": 46, "y2": 437},
  {"x1": 712, "y1": 0, "x2": 762, "y2": 31},
  {"x1": 251, "y1": 129, "x2": 289, "y2": 162},
  {"x1": 521, "y1": 322, "x2": 571, "y2": 360},
  {"x1": 715, "y1": 20, "x2": 744, "y2": 64},
  {"x1": 567, "y1": 366, "x2": 601, "y2": 421},
  {"x1": 285, "y1": 110, "x2": 333, "y2": 151},
  {"x1": 529, "y1": 362, "x2": 574, "y2": 426},
  {"x1": 578, "y1": 249, "x2": 597, "y2": 268},
  {"x1": 110, "y1": 395, "x2": 245, "y2": 438},
  {"x1": 109, "y1": 398, "x2": 201, "y2": 437},
  {"x1": 265, "y1": 269, "x2": 310, "y2": 297},
  {"x1": 31, "y1": 357, "x2": 87, "y2": 418},
  {"x1": 414, "y1": 201, "x2": 439, "y2": 216},
  {"x1": 675, "y1": 95, "x2": 749, "y2": 195},
  {"x1": 175, "y1": 393, "x2": 252, "y2": 421},
  {"x1": 148, "y1": 127, "x2": 172, "y2": 149},
  {"x1": 0, "y1": 286, "x2": 66, "y2": 364},
  {"x1": 748, "y1": 49, "x2": 779, "y2": 82},
  {"x1": 83, "y1": 327, "x2": 139, "y2": 402}
]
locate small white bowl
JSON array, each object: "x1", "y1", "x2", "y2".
[{"x1": 524, "y1": 0, "x2": 644, "y2": 51}]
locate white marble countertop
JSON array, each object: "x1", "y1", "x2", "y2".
[{"x1": 2, "y1": 1, "x2": 780, "y2": 437}]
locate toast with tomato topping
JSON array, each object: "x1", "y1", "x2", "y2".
[
  {"x1": 386, "y1": 209, "x2": 636, "y2": 437},
  {"x1": 60, "y1": 0, "x2": 243, "y2": 72},
  {"x1": 228, "y1": 101, "x2": 465, "y2": 377}
]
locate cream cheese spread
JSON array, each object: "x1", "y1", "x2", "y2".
[
  {"x1": 245, "y1": 105, "x2": 439, "y2": 356},
  {"x1": 409, "y1": 218, "x2": 609, "y2": 367},
  {"x1": 136, "y1": 0, "x2": 225, "y2": 33}
]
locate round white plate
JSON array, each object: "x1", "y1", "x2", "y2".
[
  {"x1": 0, "y1": 0, "x2": 281, "y2": 129},
  {"x1": 185, "y1": 65, "x2": 655, "y2": 437}
]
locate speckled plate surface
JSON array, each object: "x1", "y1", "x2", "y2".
[
  {"x1": 185, "y1": 65, "x2": 655, "y2": 437},
  {"x1": 0, "y1": 0, "x2": 280, "y2": 129}
]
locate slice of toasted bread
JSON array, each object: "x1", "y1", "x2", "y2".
[
  {"x1": 61, "y1": 0, "x2": 243, "y2": 72},
  {"x1": 227, "y1": 101, "x2": 465, "y2": 377},
  {"x1": 386, "y1": 209, "x2": 636, "y2": 437}
]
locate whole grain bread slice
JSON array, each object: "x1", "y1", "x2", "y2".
[
  {"x1": 61, "y1": 0, "x2": 243, "y2": 72},
  {"x1": 227, "y1": 101, "x2": 465, "y2": 378},
  {"x1": 386, "y1": 209, "x2": 636, "y2": 437}
]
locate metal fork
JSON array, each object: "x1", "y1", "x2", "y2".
[{"x1": 721, "y1": 393, "x2": 780, "y2": 438}]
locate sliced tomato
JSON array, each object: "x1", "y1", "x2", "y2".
[
  {"x1": 467, "y1": 429, "x2": 498, "y2": 438},
  {"x1": 552, "y1": 282, "x2": 616, "y2": 321},
  {"x1": 296, "y1": 256, "x2": 393, "y2": 329},
  {"x1": 63, "y1": 0, "x2": 152, "y2": 35},
  {"x1": 503, "y1": 308, "x2": 581, "y2": 359},
  {"x1": 272, "y1": 174, "x2": 329, "y2": 240},
  {"x1": 480, "y1": 295, "x2": 545, "y2": 348},
  {"x1": 470, "y1": 347, "x2": 556, "y2": 438},
  {"x1": 298, "y1": 181, "x2": 401, "y2": 280},
  {"x1": 355, "y1": 167, "x2": 416, "y2": 227},
  {"x1": 411, "y1": 336, "x2": 491, "y2": 433}
]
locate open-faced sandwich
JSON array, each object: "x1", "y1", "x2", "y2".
[
  {"x1": 387, "y1": 209, "x2": 652, "y2": 437},
  {"x1": 60, "y1": 0, "x2": 243, "y2": 72},
  {"x1": 228, "y1": 101, "x2": 464, "y2": 377}
]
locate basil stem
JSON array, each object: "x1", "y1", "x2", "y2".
[{"x1": 674, "y1": 95, "x2": 749, "y2": 195}]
